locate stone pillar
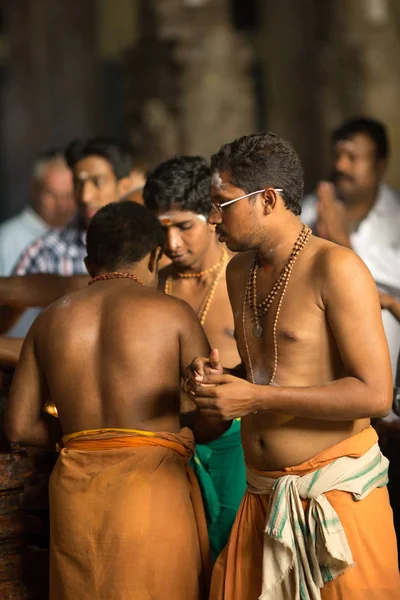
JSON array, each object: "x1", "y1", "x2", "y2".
[
  {"x1": 124, "y1": 0, "x2": 256, "y2": 168},
  {"x1": 257, "y1": 0, "x2": 334, "y2": 191},
  {"x1": 1, "y1": 0, "x2": 100, "y2": 219}
]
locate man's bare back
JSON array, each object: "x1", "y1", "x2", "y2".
[{"x1": 8, "y1": 278, "x2": 209, "y2": 443}]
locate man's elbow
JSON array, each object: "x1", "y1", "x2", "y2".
[
  {"x1": 368, "y1": 387, "x2": 393, "y2": 419},
  {"x1": 4, "y1": 416, "x2": 27, "y2": 444}
]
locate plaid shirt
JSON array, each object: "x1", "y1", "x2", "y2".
[{"x1": 12, "y1": 217, "x2": 87, "y2": 276}]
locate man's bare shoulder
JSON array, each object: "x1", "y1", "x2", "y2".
[
  {"x1": 310, "y1": 236, "x2": 370, "y2": 277},
  {"x1": 37, "y1": 285, "x2": 198, "y2": 334},
  {"x1": 308, "y1": 236, "x2": 376, "y2": 303}
]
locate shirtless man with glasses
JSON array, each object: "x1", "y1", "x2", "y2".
[{"x1": 187, "y1": 132, "x2": 399, "y2": 599}]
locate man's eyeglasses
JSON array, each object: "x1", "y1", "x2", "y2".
[{"x1": 211, "y1": 188, "x2": 283, "y2": 213}]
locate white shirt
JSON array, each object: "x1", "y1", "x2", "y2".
[
  {"x1": 302, "y1": 183, "x2": 400, "y2": 378},
  {"x1": 0, "y1": 206, "x2": 49, "y2": 337},
  {"x1": 0, "y1": 206, "x2": 48, "y2": 276}
]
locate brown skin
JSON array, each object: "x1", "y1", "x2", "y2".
[
  {"x1": 380, "y1": 293, "x2": 400, "y2": 323},
  {"x1": 187, "y1": 170, "x2": 392, "y2": 470},
  {"x1": 316, "y1": 133, "x2": 386, "y2": 244},
  {"x1": 0, "y1": 275, "x2": 89, "y2": 338},
  {"x1": 0, "y1": 337, "x2": 23, "y2": 366},
  {"x1": 73, "y1": 155, "x2": 132, "y2": 228},
  {"x1": 5, "y1": 250, "x2": 211, "y2": 449},
  {"x1": 157, "y1": 209, "x2": 239, "y2": 368},
  {"x1": 129, "y1": 169, "x2": 147, "y2": 193},
  {"x1": 32, "y1": 162, "x2": 75, "y2": 228},
  {"x1": 124, "y1": 188, "x2": 145, "y2": 204}
]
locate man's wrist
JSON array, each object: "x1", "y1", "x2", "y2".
[{"x1": 252, "y1": 382, "x2": 270, "y2": 412}]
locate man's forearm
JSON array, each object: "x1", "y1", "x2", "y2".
[
  {"x1": 0, "y1": 275, "x2": 89, "y2": 309},
  {"x1": 0, "y1": 306, "x2": 24, "y2": 333},
  {"x1": 387, "y1": 299, "x2": 400, "y2": 323},
  {"x1": 0, "y1": 337, "x2": 23, "y2": 365},
  {"x1": 254, "y1": 377, "x2": 390, "y2": 421}
]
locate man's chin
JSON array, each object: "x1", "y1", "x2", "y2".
[
  {"x1": 335, "y1": 184, "x2": 356, "y2": 204},
  {"x1": 225, "y1": 239, "x2": 247, "y2": 253}
]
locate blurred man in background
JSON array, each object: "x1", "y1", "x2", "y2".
[
  {"x1": 0, "y1": 138, "x2": 134, "y2": 341},
  {"x1": 144, "y1": 156, "x2": 246, "y2": 561},
  {"x1": 0, "y1": 149, "x2": 75, "y2": 338},
  {"x1": 0, "y1": 149, "x2": 75, "y2": 277},
  {"x1": 302, "y1": 117, "x2": 400, "y2": 377}
]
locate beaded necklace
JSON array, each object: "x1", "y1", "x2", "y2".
[
  {"x1": 89, "y1": 271, "x2": 145, "y2": 286},
  {"x1": 165, "y1": 247, "x2": 229, "y2": 326},
  {"x1": 242, "y1": 224, "x2": 311, "y2": 385}
]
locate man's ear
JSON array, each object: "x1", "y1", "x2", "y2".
[
  {"x1": 261, "y1": 188, "x2": 278, "y2": 215},
  {"x1": 84, "y1": 256, "x2": 95, "y2": 278},
  {"x1": 148, "y1": 247, "x2": 163, "y2": 273}
]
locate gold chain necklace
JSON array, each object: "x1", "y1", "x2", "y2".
[
  {"x1": 249, "y1": 224, "x2": 311, "y2": 337},
  {"x1": 165, "y1": 247, "x2": 229, "y2": 326},
  {"x1": 173, "y1": 255, "x2": 225, "y2": 278},
  {"x1": 242, "y1": 225, "x2": 311, "y2": 385}
]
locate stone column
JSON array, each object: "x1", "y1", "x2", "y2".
[
  {"x1": 1, "y1": 0, "x2": 100, "y2": 219},
  {"x1": 124, "y1": 0, "x2": 256, "y2": 168}
]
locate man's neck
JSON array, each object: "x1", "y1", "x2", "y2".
[
  {"x1": 256, "y1": 216, "x2": 304, "y2": 270},
  {"x1": 344, "y1": 188, "x2": 378, "y2": 226}
]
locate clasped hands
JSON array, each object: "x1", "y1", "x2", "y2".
[{"x1": 186, "y1": 349, "x2": 259, "y2": 420}]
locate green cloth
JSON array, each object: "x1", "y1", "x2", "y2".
[{"x1": 190, "y1": 419, "x2": 246, "y2": 562}]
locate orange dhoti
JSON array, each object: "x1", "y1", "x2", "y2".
[
  {"x1": 49, "y1": 427, "x2": 210, "y2": 600},
  {"x1": 211, "y1": 427, "x2": 400, "y2": 600}
]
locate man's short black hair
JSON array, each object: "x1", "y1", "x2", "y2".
[
  {"x1": 65, "y1": 137, "x2": 134, "y2": 180},
  {"x1": 211, "y1": 132, "x2": 304, "y2": 216},
  {"x1": 86, "y1": 201, "x2": 165, "y2": 271},
  {"x1": 143, "y1": 156, "x2": 211, "y2": 215},
  {"x1": 332, "y1": 117, "x2": 389, "y2": 160}
]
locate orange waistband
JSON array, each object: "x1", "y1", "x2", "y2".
[
  {"x1": 58, "y1": 428, "x2": 188, "y2": 459},
  {"x1": 249, "y1": 426, "x2": 378, "y2": 479}
]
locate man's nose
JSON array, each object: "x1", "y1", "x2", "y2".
[
  {"x1": 335, "y1": 153, "x2": 352, "y2": 174},
  {"x1": 79, "y1": 181, "x2": 96, "y2": 204},
  {"x1": 208, "y1": 206, "x2": 222, "y2": 225},
  {"x1": 165, "y1": 228, "x2": 183, "y2": 252}
]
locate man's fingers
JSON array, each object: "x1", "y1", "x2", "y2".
[
  {"x1": 209, "y1": 348, "x2": 222, "y2": 370},
  {"x1": 190, "y1": 384, "x2": 219, "y2": 398},
  {"x1": 192, "y1": 396, "x2": 216, "y2": 410},
  {"x1": 201, "y1": 374, "x2": 232, "y2": 385},
  {"x1": 188, "y1": 357, "x2": 208, "y2": 380}
]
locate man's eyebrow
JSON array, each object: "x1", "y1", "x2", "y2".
[
  {"x1": 174, "y1": 220, "x2": 193, "y2": 227},
  {"x1": 211, "y1": 192, "x2": 228, "y2": 201},
  {"x1": 75, "y1": 172, "x2": 107, "y2": 180}
]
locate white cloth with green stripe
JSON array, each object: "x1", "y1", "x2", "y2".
[{"x1": 246, "y1": 442, "x2": 389, "y2": 600}]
